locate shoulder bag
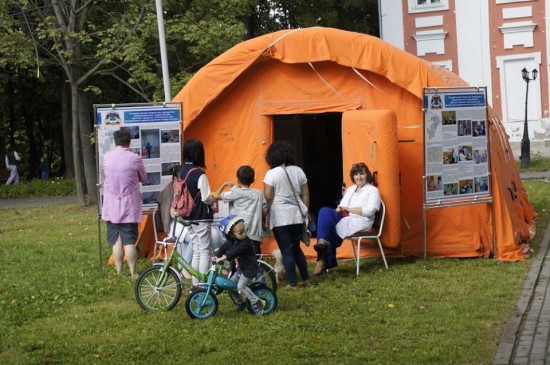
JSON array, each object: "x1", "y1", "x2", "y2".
[{"x1": 282, "y1": 167, "x2": 311, "y2": 246}]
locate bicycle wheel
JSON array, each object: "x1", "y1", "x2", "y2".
[
  {"x1": 246, "y1": 284, "x2": 277, "y2": 316},
  {"x1": 135, "y1": 266, "x2": 182, "y2": 311},
  {"x1": 253, "y1": 260, "x2": 277, "y2": 293},
  {"x1": 185, "y1": 289, "x2": 218, "y2": 319}
]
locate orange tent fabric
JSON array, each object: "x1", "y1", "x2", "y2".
[{"x1": 172, "y1": 27, "x2": 536, "y2": 261}]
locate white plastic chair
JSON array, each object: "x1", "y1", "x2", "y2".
[{"x1": 347, "y1": 200, "x2": 388, "y2": 276}]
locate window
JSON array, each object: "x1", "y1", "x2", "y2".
[
  {"x1": 433, "y1": 60, "x2": 453, "y2": 71},
  {"x1": 496, "y1": 0, "x2": 533, "y2": 4},
  {"x1": 418, "y1": 0, "x2": 441, "y2": 5},
  {"x1": 408, "y1": 0, "x2": 449, "y2": 13}
]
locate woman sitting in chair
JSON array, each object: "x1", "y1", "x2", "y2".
[{"x1": 313, "y1": 162, "x2": 381, "y2": 275}]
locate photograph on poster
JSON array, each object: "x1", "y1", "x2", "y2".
[
  {"x1": 459, "y1": 179, "x2": 474, "y2": 194},
  {"x1": 473, "y1": 148, "x2": 487, "y2": 164},
  {"x1": 472, "y1": 120, "x2": 486, "y2": 137},
  {"x1": 426, "y1": 175, "x2": 443, "y2": 192},
  {"x1": 162, "y1": 162, "x2": 180, "y2": 176},
  {"x1": 457, "y1": 119, "x2": 472, "y2": 136},
  {"x1": 427, "y1": 146, "x2": 442, "y2": 163},
  {"x1": 442, "y1": 111, "x2": 456, "y2": 125},
  {"x1": 161, "y1": 129, "x2": 180, "y2": 143},
  {"x1": 443, "y1": 148, "x2": 458, "y2": 164},
  {"x1": 121, "y1": 126, "x2": 140, "y2": 139},
  {"x1": 475, "y1": 176, "x2": 489, "y2": 192},
  {"x1": 144, "y1": 172, "x2": 161, "y2": 186},
  {"x1": 458, "y1": 145, "x2": 473, "y2": 162},
  {"x1": 141, "y1": 129, "x2": 160, "y2": 159},
  {"x1": 443, "y1": 183, "x2": 459, "y2": 196},
  {"x1": 426, "y1": 112, "x2": 443, "y2": 141},
  {"x1": 143, "y1": 191, "x2": 160, "y2": 205}
]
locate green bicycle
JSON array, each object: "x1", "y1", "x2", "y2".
[{"x1": 134, "y1": 219, "x2": 278, "y2": 317}]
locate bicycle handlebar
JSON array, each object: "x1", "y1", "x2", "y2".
[{"x1": 173, "y1": 214, "x2": 211, "y2": 226}]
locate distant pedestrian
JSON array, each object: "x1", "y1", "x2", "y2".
[
  {"x1": 39, "y1": 155, "x2": 50, "y2": 182},
  {"x1": 144, "y1": 142, "x2": 152, "y2": 158},
  {"x1": 5, "y1": 144, "x2": 21, "y2": 185}
]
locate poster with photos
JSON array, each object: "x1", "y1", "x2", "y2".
[
  {"x1": 95, "y1": 102, "x2": 182, "y2": 208},
  {"x1": 423, "y1": 88, "x2": 490, "y2": 204}
]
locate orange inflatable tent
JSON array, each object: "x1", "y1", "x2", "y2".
[{"x1": 167, "y1": 27, "x2": 535, "y2": 262}]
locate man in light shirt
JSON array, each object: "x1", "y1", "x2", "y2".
[
  {"x1": 5, "y1": 144, "x2": 21, "y2": 185},
  {"x1": 101, "y1": 129, "x2": 146, "y2": 277}
]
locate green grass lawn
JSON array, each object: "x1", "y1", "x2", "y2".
[
  {"x1": 1, "y1": 180, "x2": 549, "y2": 364},
  {"x1": 516, "y1": 153, "x2": 550, "y2": 172}
]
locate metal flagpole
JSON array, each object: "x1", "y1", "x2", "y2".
[{"x1": 155, "y1": 0, "x2": 171, "y2": 102}]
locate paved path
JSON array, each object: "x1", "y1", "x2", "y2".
[
  {"x1": 493, "y1": 225, "x2": 550, "y2": 365},
  {"x1": 0, "y1": 195, "x2": 78, "y2": 209},
  {"x1": 493, "y1": 171, "x2": 550, "y2": 365}
]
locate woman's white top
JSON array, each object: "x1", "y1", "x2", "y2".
[
  {"x1": 336, "y1": 183, "x2": 381, "y2": 238},
  {"x1": 263, "y1": 165, "x2": 308, "y2": 229}
]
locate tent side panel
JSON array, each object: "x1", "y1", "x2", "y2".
[{"x1": 342, "y1": 110, "x2": 401, "y2": 248}]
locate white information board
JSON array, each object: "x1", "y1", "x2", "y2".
[
  {"x1": 423, "y1": 87, "x2": 490, "y2": 206},
  {"x1": 94, "y1": 102, "x2": 183, "y2": 208}
]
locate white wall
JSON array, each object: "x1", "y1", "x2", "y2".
[
  {"x1": 455, "y1": 0, "x2": 493, "y2": 102},
  {"x1": 379, "y1": 0, "x2": 405, "y2": 49},
  {"x1": 496, "y1": 52, "x2": 541, "y2": 141}
]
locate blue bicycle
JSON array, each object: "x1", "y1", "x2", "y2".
[{"x1": 184, "y1": 261, "x2": 277, "y2": 319}]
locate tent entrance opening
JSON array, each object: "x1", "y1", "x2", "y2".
[{"x1": 273, "y1": 113, "x2": 343, "y2": 218}]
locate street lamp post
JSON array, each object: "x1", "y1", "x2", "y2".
[{"x1": 520, "y1": 67, "x2": 538, "y2": 168}]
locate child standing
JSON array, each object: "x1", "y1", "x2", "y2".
[
  {"x1": 213, "y1": 215, "x2": 264, "y2": 316},
  {"x1": 212, "y1": 165, "x2": 267, "y2": 255}
]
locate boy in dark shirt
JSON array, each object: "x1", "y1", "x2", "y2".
[{"x1": 214, "y1": 215, "x2": 264, "y2": 316}]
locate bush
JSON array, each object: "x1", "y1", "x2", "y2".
[{"x1": 0, "y1": 177, "x2": 76, "y2": 199}]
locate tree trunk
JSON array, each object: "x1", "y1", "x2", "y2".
[
  {"x1": 7, "y1": 77, "x2": 16, "y2": 147},
  {"x1": 22, "y1": 104, "x2": 38, "y2": 180},
  {"x1": 70, "y1": 82, "x2": 86, "y2": 206},
  {"x1": 62, "y1": 81, "x2": 75, "y2": 179},
  {"x1": 78, "y1": 89, "x2": 97, "y2": 204}
]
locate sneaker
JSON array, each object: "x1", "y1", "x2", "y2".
[
  {"x1": 260, "y1": 298, "x2": 269, "y2": 314},
  {"x1": 300, "y1": 280, "x2": 312, "y2": 287},
  {"x1": 251, "y1": 299, "x2": 264, "y2": 316},
  {"x1": 284, "y1": 284, "x2": 299, "y2": 291}
]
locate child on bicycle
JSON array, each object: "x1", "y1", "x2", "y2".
[
  {"x1": 213, "y1": 215, "x2": 264, "y2": 316},
  {"x1": 212, "y1": 165, "x2": 267, "y2": 255}
]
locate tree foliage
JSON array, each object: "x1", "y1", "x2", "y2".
[{"x1": 0, "y1": 0, "x2": 379, "y2": 205}]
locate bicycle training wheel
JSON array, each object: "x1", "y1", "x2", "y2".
[
  {"x1": 135, "y1": 266, "x2": 182, "y2": 311},
  {"x1": 185, "y1": 289, "x2": 218, "y2": 319},
  {"x1": 246, "y1": 284, "x2": 277, "y2": 316},
  {"x1": 254, "y1": 260, "x2": 277, "y2": 293}
]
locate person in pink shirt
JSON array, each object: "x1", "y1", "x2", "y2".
[{"x1": 101, "y1": 129, "x2": 146, "y2": 277}]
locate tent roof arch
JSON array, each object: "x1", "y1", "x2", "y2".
[{"x1": 175, "y1": 27, "x2": 448, "y2": 128}]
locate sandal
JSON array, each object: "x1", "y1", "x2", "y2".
[
  {"x1": 313, "y1": 241, "x2": 329, "y2": 253},
  {"x1": 313, "y1": 257, "x2": 327, "y2": 276}
]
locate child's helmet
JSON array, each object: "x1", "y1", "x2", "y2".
[{"x1": 219, "y1": 215, "x2": 245, "y2": 239}]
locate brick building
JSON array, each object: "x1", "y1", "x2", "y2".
[{"x1": 379, "y1": 0, "x2": 550, "y2": 156}]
